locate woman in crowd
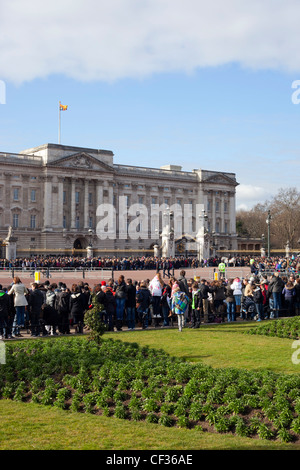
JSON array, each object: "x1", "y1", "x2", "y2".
[{"x1": 8, "y1": 277, "x2": 28, "y2": 337}]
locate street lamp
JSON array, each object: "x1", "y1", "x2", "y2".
[{"x1": 266, "y1": 210, "x2": 272, "y2": 258}]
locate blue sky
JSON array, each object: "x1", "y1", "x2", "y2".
[{"x1": 1, "y1": 0, "x2": 300, "y2": 210}]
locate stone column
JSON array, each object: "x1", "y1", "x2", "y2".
[
  {"x1": 70, "y1": 178, "x2": 76, "y2": 229},
  {"x1": 211, "y1": 191, "x2": 216, "y2": 232},
  {"x1": 43, "y1": 176, "x2": 53, "y2": 230},
  {"x1": 84, "y1": 179, "x2": 89, "y2": 229},
  {"x1": 57, "y1": 177, "x2": 64, "y2": 228}
]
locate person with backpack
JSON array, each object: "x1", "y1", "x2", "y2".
[{"x1": 171, "y1": 286, "x2": 189, "y2": 332}]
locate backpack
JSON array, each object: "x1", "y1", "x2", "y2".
[{"x1": 175, "y1": 292, "x2": 189, "y2": 313}]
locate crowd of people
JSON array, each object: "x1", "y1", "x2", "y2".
[
  {"x1": 0, "y1": 267, "x2": 300, "y2": 339},
  {"x1": 0, "y1": 253, "x2": 299, "y2": 273}
]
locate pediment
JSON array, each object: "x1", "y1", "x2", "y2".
[
  {"x1": 203, "y1": 173, "x2": 238, "y2": 186},
  {"x1": 47, "y1": 152, "x2": 114, "y2": 172}
]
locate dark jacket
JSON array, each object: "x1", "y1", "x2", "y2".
[
  {"x1": 177, "y1": 276, "x2": 189, "y2": 295},
  {"x1": 268, "y1": 275, "x2": 284, "y2": 293},
  {"x1": 105, "y1": 289, "x2": 116, "y2": 315},
  {"x1": 136, "y1": 286, "x2": 151, "y2": 312},
  {"x1": 28, "y1": 288, "x2": 45, "y2": 316},
  {"x1": 126, "y1": 284, "x2": 136, "y2": 308},
  {"x1": 225, "y1": 286, "x2": 235, "y2": 303},
  {"x1": 55, "y1": 290, "x2": 71, "y2": 315},
  {"x1": 114, "y1": 281, "x2": 128, "y2": 299},
  {"x1": 0, "y1": 290, "x2": 10, "y2": 317},
  {"x1": 253, "y1": 286, "x2": 263, "y2": 304},
  {"x1": 199, "y1": 283, "x2": 210, "y2": 299},
  {"x1": 191, "y1": 289, "x2": 203, "y2": 309},
  {"x1": 69, "y1": 292, "x2": 86, "y2": 316}
]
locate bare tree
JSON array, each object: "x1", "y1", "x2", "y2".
[{"x1": 236, "y1": 187, "x2": 300, "y2": 249}]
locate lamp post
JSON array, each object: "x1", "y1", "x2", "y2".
[{"x1": 266, "y1": 210, "x2": 271, "y2": 258}]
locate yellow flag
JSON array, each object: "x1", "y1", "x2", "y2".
[{"x1": 60, "y1": 104, "x2": 68, "y2": 111}]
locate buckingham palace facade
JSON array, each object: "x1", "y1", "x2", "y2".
[{"x1": 0, "y1": 143, "x2": 239, "y2": 258}]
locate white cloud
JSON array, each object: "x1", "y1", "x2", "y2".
[
  {"x1": 1, "y1": 0, "x2": 300, "y2": 84},
  {"x1": 236, "y1": 184, "x2": 273, "y2": 211}
]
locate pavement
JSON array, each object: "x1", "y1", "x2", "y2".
[{"x1": 0, "y1": 266, "x2": 252, "y2": 289}]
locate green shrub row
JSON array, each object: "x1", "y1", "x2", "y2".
[
  {"x1": 1, "y1": 337, "x2": 300, "y2": 443},
  {"x1": 246, "y1": 317, "x2": 300, "y2": 340}
]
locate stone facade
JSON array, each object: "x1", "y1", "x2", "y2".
[{"x1": 0, "y1": 143, "x2": 239, "y2": 258}]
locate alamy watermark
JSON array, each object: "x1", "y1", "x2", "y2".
[
  {"x1": 95, "y1": 200, "x2": 206, "y2": 241},
  {"x1": 0, "y1": 80, "x2": 6, "y2": 104},
  {"x1": 291, "y1": 340, "x2": 300, "y2": 365},
  {"x1": 0, "y1": 341, "x2": 6, "y2": 365}
]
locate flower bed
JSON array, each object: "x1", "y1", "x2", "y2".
[{"x1": 1, "y1": 337, "x2": 300, "y2": 443}]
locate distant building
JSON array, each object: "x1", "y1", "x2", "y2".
[{"x1": 0, "y1": 143, "x2": 239, "y2": 258}]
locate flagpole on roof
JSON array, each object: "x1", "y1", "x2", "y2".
[{"x1": 58, "y1": 101, "x2": 61, "y2": 145}]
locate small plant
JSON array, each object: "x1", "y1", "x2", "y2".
[
  {"x1": 146, "y1": 413, "x2": 159, "y2": 424},
  {"x1": 257, "y1": 423, "x2": 274, "y2": 441},
  {"x1": 214, "y1": 417, "x2": 231, "y2": 433},
  {"x1": 54, "y1": 387, "x2": 70, "y2": 410},
  {"x1": 177, "y1": 416, "x2": 190, "y2": 428},
  {"x1": 13, "y1": 381, "x2": 26, "y2": 402},
  {"x1": 234, "y1": 417, "x2": 250, "y2": 438},
  {"x1": 114, "y1": 403, "x2": 127, "y2": 420},
  {"x1": 159, "y1": 413, "x2": 173, "y2": 427},
  {"x1": 160, "y1": 402, "x2": 175, "y2": 415},
  {"x1": 142, "y1": 398, "x2": 159, "y2": 413},
  {"x1": 277, "y1": 427, "x2": 293, "y2": 443},
  {"x1": 82, "y1": 392, "x2": 96, "y2": 414},
  {"x1": 131, "y1": 409, "x2": 143, "y2": 421},
  {"x1": 70, "y1": 391, "x2": 82, "y2": 412}
]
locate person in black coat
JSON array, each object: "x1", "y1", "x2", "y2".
[
  {"x1": 136, "y1": 281, "x2": 151, "y2": 329},
  {"x1": 55, "y1": 286, "x2": 71, "y2": 334},
  {"x1": 69, "y1": 284, "x2": 86, "y2": 333},
  {"x1": 28, "y1": 282, "x2": 45, "y2": 336},
  {"x1": 125, "y1": 278, "x2": 136, "y2": 330},
  {"x1": 0, "y1": 284, "x2": 9, "y2": 339}
]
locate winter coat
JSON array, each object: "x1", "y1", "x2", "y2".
[
  {"x1": 0, "y1": 290, "x2": 10, "y2": 318},
  {"x1": 126, "y1": 284, "x2": 136, "y2": 308},
  {"x1": 8, "y1": 283, "x2": 28, "y2": 307},
  {"x1": 269, "y1": 275, "x2": 284, "y2": 293},
  {"x1": 28, "y1": 289, "x2": 44, "y2": 316},
  {"x1": 282, "y1": 286, "x2": 295, "y2": 299},
  {"x1": 225, "y1": 286, "x2": 235, "y2": 303},
  {"x1": 230, "y1": 279, "x2": 242, "y2": 296},
  {"x1": 114, "y1": 281, "x2": 127, "y2": 299},
  {"x1": 177, "y1": 276, "x2": 189, "y2": 296},
  {"x1": 46, "y1": 290, "x2": 56, "y2": 308},
  {"x1": 253, "y1": 286, "x2": 263, "y2": 304},
  {"x1": 69, "y1": 292, "x2": 86, "y2": 316},
  {"x1": 105, "y1": 289, "x2": 116, "y2": 315},
  {"x1": 136, "y1": 286, "x2": 151, "y2": 312},
  {"x1": 199, "y1": 283, "x2": 210, "y2": 299},
  {"x1": 149, "y1": 276, "x2": 164, "y2": 297},
  {"x1": 191, "y1": 289, "x2": 202, "y2": 310},
  {"x1": 55, "y1": 290, "x2": 71, "y2": 315}
]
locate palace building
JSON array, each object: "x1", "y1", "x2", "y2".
[{"x1": 0, "y1": 143, "x2": 239, "y2": 258}]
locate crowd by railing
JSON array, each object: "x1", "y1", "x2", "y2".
[{"x1": 0, "y1": 264, "x2": 299, "y2": 339}]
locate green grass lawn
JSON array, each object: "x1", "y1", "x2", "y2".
[
  {"x1": 0, "y1": 320, "x2": 300, "y2": 451},
  {"x1": 105, "y1": 321, "x2": 300, "y2": 374}
]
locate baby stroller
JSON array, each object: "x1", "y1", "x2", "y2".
[{"x1": 241, "y1": 296, "x2": 256, "y2": 320}]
